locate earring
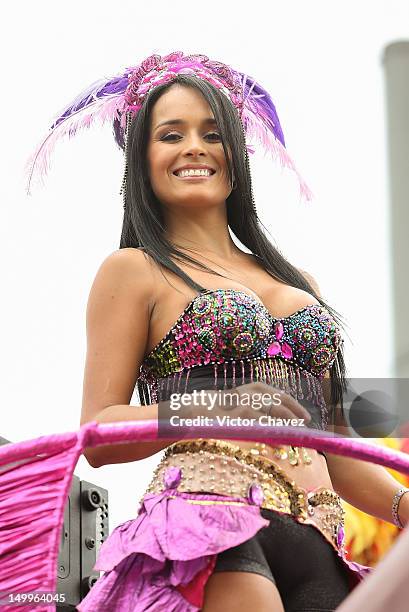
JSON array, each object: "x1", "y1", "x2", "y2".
[{"x1": 231, "y1": 173, "x2": 237, "y2": 190}]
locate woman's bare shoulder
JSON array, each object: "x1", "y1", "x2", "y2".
[
  {"x1": 107, "y1": 246, "x2": 149, "y2": 263},
  {"x1": 94, "y1": 247, "x2": 156, "y2": 306},
  {"x1": 102, "y1": 247, "x2": 153, "y2": 272}
]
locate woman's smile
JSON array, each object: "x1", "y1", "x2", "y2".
[
  {"x1": 172, "y1": 169, "x2": 216, "y2": 181},
  {"x1": 172, "y1": 164, "x2": 216, "y2": 181}
]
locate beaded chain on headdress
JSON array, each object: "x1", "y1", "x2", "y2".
[
  {"x1": 119, "y1": 111, "x2": 132, "y2": 204},
  {"x1": 25, "y1": 51, "x2": 313, "y2": 204}
]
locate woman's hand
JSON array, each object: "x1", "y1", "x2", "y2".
[
  {"x1": 172, "y1": 382, "x2": 311, "y2": 424},
  {"x1": 216, "y1": 382, "x2": 312, "y2": 423}
]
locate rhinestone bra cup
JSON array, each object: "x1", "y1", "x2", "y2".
[{"x1": 137, "y1": 288, "x2": 344, "y2": 429}]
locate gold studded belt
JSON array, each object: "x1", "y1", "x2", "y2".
[{"x1": 144, "y1": 439, "x2": 346, "y2": 553}]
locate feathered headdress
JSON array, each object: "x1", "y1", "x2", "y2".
[{"x1": 25, "y1": 51, "x2": 313, "y2": 202}]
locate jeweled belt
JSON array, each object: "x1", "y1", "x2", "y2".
[{"x1": 144, "y1": 438, "x2": 346, "y2": 553}]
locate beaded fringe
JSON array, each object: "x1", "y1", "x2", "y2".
[{"x1": 138, "y1": 358, "x2": 328, "y2": 429}]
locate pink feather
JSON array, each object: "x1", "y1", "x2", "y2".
[
  {"x1": 242, "y1": 106, "x2": 313, "y2": 202},
  {"x1": 25, "y1": 95, "x2": 126, "y2": 195}
]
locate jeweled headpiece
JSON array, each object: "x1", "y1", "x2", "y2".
[{"x1": 25, "y1": 51, "x2": 312, "y2": 202}]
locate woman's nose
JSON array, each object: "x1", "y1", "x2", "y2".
[{"x1": 182, "y1": 134, "x2": 207, "y2": 155}]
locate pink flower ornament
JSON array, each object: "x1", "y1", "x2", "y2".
[{"x1": 266, "y1": 321, "x2": 293, "y2": 360}]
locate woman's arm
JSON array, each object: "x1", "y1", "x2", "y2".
[
  {"x1": 80, "y1": 248, "x2": 179, "y2": 468},
  {"x1": 299, "y1": 269, "x2": 409, "y2": 528},
  {"x1": 326, "y1": 444, "x2": 409, "y2": 528},
  {"x1": 323, "y1": 375, "x2": 409, "y2": 527}
]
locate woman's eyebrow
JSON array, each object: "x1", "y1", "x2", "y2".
[{"x1": 154, "y1": 117, "x2": 217, "y2": 131}]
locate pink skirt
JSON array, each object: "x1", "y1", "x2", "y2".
[{"x1": 76, "y1": 489, "x2": 372, "y2": 611}]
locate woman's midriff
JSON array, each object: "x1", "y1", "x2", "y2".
[{"x1": 180, "y1": 438, "x2": 334, "y2": 492}]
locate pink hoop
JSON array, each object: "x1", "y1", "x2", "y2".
[{"x1": 1, "y1": 422, "x2": 408, "y2": 611}]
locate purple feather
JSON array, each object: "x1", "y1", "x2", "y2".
[{"x1": 25, "y1": 71, "x2": 130, "y2": 195}]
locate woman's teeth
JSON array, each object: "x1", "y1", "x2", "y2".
[{"x1": 175, "y1": 169, "x2": 212, "y2": 177}]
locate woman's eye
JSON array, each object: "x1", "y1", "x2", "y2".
[
  {"x1": 160, "y1": 133, "x2": 181, "y2": 142},
  {"x1": 205, "y1": 132, "x2": 221, "y2": 141},
  {"x1": 159, "y1": 132, "x2": 221, "y2": 142}
]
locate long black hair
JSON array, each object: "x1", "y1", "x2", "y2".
[{"x1": 113, "y1": 74, "x2": 347, "y2": 419}]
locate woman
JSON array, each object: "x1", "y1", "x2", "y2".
[{"x1": 28, "y1": 52, "x2": 409, "y2": 612}]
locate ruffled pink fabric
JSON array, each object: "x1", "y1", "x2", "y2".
[
  {"x1": 341, "y1": 558, "x2": 373, "y2": 586},
  {"x1": 0, "y1": 431, "x2": 86, "y2": 612},
  {"x1": 76, "y1": 490, "x2": 270, "y2": 611},
  {"x1": 76, "y1": 489, "x2": 373, "y2": 611}
]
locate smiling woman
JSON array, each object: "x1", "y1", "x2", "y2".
[
  {"x1": 27, "y1": 51, "x2": 396, "y2": 612},
  {"x1": 75, "y1": 57, "x2": 373, "y2": 612}
]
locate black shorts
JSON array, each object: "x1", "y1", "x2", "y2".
[{"x1": 213, "y1": 508, "x2": 351, "y2": 612}]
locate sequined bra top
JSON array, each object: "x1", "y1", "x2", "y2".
[{"x1": 137, "y1": 288, "x2": 344, "y2": 429}]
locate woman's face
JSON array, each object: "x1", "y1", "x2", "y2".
[{"x1": 146, "y1": 84, "x2": 232, "y2": 210}]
